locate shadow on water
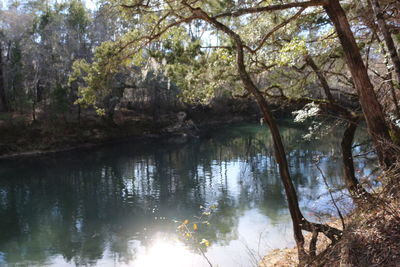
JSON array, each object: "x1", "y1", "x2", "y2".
[{"x1": 0, "y1": 121, "x2": 373, "y2": 266}]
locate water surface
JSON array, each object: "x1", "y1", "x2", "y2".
[{"x1": 0, "y1": 122, "x2": 373, "y2": 266}]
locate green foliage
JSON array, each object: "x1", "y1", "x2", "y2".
[
  {"x1": 67, "y1": 0, "x2": 89, "y2": 34},
  {"x1": 276, "y1": 37, "x2": 307, "y2": 67},
  {"x1": 50, "y1": 84, "x2": 69, "y2": 115},
  {"x1": 68, "y1": 0, "x2": 344, "y2": 110},
  {"x1": 10, "y1": 42, "x2": 22, "y2": 68},
  {"x1": 389, "y1": 128, "x2": 400, "y2": 145},
  {"x1": 395, "y1": 34, "x2": 400, "y2": 44},
  {"x1": 0, "y1": 0, "x2": 373, "y2": 124}
]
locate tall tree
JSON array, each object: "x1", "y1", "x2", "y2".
[
  {"x1": 369, "y1": 0, "x2": 400, "y2": 83},
  {"x1": 0, "y1": 38, "x2": 8, "y2": 112},
  {"x1": 324, "y1": 0, "x2": 395, "y2": 168}
]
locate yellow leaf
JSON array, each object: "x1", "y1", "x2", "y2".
[
  {"x1": 193, "y1": 223, "x2": 198, "y2": 230},
  {"x1": 200, "y1": 239, "x2": 210, "y2": 247}
]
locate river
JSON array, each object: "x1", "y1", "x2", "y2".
[{"x1": 0, "y1": 122, "x2": 373, "y2": 266}]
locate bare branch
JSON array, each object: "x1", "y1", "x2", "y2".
[
  {"x1": 116, "y1": 14, "x2": 200, "y2": 55},
  {"x1": 213, "y1": 0, "x2": 327, "y2": 19}
]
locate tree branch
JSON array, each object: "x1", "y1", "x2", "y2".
[
  {"x1": 248, "y1": 7, "x2": 306, "y2": 54},
  {"x1": 213, "y1": 0, "x2": 327, "y2": 19}
]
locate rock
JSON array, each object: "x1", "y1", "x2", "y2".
[
  {"x1": 161, "y1": 111, "x2": 199, "y2": 138},
  {"x1": 177, "y1": 111, "x2": 187, "y2": 123},
  {"x1": 184, "y1": 119, "x2": 197, "y2": 130}
]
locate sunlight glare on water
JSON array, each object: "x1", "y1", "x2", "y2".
[{"x1": 133, "y1": 237, "x2": 206, "y2": 267}]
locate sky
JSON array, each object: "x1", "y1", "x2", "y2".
[
  {"x1": 83, "y1": 0, "x2": 97, "y2": 10},
  {"x1": 1, "y1": 0, "x2": 98, "y2": 10}
]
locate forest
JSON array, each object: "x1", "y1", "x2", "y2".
[{"x1": 0, "y1": 0, "x2": 400, "y2": 266}]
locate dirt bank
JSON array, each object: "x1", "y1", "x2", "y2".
[
  {"x1": 259, "y1": 220, "x2": 343, "y2": 267},
  {"x1": 0, "y1": 110, "x2": 258, "y2": 159}
]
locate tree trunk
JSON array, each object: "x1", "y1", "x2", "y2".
[
  {"x1": 377, "y1": 36, "x2": 400, "y2": 119},
  {"x1": 341, "y1": 117, "x2": 370, "y2": 199},
  {"x1": 363, "y1": 0, "x2": 400, "y2": 119},
  {"x1": 236, "y1": 40, "x2": 342, "y2": 266},
  {"x1": 189, "y1": 7, "x2": 343, "y2": 265},
  {"x1": 238, "y1": 45, "x2": 309, "y2": 265},
  {"x1": 190, "y1": 7, "x2": 310, "y2": 262},
  {"x1": 324, "y1": 0, "x2": 395, "y2": 168},
  {"x1": 387, "y1": 71, "x2": 400, "y2": 119},
  {"x1": 32, "y1": 100, "x2": 36, "y2": 122},
  {"x1": 0, "y1": 42, "x2": 8, "y2": 112},
  {"x1": 305, "y1": 54, "x2": 335, "y2": 103},
  {"x1": 78, "y1": 103, "x2": 81, "y2": 124},
  {"x1": 370, "y1": 0, "x2": 400, "y2": 83},
  {"x1": 304, "y1": 52, "x2": 369, "y2": 200}
]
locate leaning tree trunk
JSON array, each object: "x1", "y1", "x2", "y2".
[
  {"x1": 236, "y1": 41, "x2": 342, "y2": 266},
  {"x1": 192, "y1": 9, "x2": 307, "y2": 262},
  {"x1": 387, "y1": 72, "x2": 400, "y2": 119},
  {"x1": 369, "y1": 0, "x2": 400, "y2": 83},
  {"x1": 237, "y1": 42, "x2": 311, "y2": 264},
  {"x1": 304, "y1": 53, "x2": 369, "y2": 200},
  {"x1": 305, "y1": 54, "x2": 335, "y2": 103},
  {"x1": 188, "y1": 7, "x2": 342, "y2": 266},
  {"x1": 362, "y1": 0, "x2": 400, "y2": 119},
  {"x1": 324, "y1": 0, "x2": 395, "y2": 168}
]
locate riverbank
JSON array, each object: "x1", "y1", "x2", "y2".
[
  {"x1": 0, "y1": 109, "x2": 260, "y2": 159},
  {"x1": 259, "y1": 171, "x2": 400, "y2": 267},
  {"x1": 259, "y1": 219, "x2": 343, "y2": 266}
]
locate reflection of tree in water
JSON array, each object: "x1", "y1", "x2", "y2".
[{"x1": 0, "y1": 122, "x2": 372, "y2": 265}]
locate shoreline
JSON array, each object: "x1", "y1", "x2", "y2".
[
  {"x1": 259, "y1": 219, "x2": 343, "y2": 267},
  {"x1": 0, "y1": 116, "x2": 258, "y2": 160}
]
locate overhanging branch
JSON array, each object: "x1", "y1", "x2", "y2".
[{"x1": 214, "y1": 0, "x2": 327, "y2": 19}]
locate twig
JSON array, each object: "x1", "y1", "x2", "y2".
[
  {"x1": 198, "y1": 246, "x2": 213, "y2": 267},
  {"x1": 314, "y1": 157, "x2": 346, "y2": 230}
]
